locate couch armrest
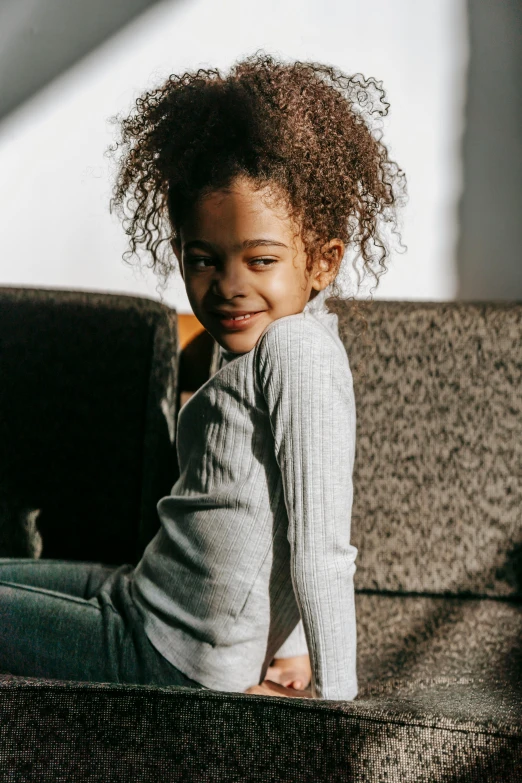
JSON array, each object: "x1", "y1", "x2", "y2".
[{"x1": 0, "y1": 674, "x2": 519, "y2": 781}]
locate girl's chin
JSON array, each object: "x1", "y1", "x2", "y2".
[{"x1": 217, "y1": 335, "x2": 257, "y2": 354}]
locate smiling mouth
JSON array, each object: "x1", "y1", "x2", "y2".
[
  {"x1": 221, "y1": 313, "x2": 255, "y2": 321},
  {"x1": 213, "y1": 310, "x2": 264, "y2": 328}
]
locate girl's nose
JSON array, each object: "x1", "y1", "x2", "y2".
[{"x1": 211, "y1": 264, "x2": 249, "y2": 300}]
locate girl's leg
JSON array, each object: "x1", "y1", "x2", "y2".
[
  {"x1": 0, "y1": 558, "x2": 117, "y2": 599},
  {"x1": 0, "y1": 575, "x2": 124, "y2": 682},
  {"x1": 0, "y1": 561, "x2": 208, "y2": 689}
]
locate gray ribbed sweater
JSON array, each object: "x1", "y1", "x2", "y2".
[{"x1": 130, "y1": 305, "x2": 358, "y2": 700}]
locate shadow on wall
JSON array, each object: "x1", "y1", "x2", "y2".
[
  {"x1": 0, "y1": 0, "x2": 169, "y2": 121},
  {"x1": 456, "y1": 0, "x2": 522, "y2": 300}
]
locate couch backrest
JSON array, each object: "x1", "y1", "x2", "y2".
[
  {"x1": 0, "y1": 287, "x2": 179, "y2": 566},
  {"x1": 329, "y1": 299, "x2": 522, "y2": 599}
]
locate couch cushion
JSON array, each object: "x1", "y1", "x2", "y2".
[
  {"x1": 0, "y1": 671, "x2": 519, "y2": 781},
  {"x1": 0, "y1": 287, "x2": 179, "y2": 565},
  {"x1": 355, "y1": 592, "x2": 521, "y2": 696},
  {"x1": 329, "y1": 299, "x2": 522, "y2": 599}
]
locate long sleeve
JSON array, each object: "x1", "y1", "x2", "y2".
[
  {"x1": 274, "y1": 619, "x2": 308, "y2": 658},
  {"x1": 256, "y1": 315, "x2": 358, "y2": 700}
]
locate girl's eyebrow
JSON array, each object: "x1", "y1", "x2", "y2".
[{"x1": 183, "y1": 238, "x2": 289, "y2": 252}]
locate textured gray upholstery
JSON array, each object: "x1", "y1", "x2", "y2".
[{"x1": 330, "y1": 298, "x2": 522, "y2": 599}]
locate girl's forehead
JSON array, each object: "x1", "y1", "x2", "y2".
[{"x1": 183, "y1": 184, "x2": 300, "y2": 246}]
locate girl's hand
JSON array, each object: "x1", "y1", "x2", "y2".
[
  {"x1": 244, "y1": 679, "x2": 313, "y2": 698},
  {"x1": 265, "y1": 654, "x2": 312, "y2": 690}
]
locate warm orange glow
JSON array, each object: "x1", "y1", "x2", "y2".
[{"x1": 178, "y1": 314, "x2": 205, "y2": 349}]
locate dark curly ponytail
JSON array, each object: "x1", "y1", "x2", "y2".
[{"x1": 108, "y1": 49, "x2": 407, "y2": 348}]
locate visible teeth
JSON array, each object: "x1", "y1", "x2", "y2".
[{"x1": 231, "y1": 314, "x2": 252, "y2": 321}]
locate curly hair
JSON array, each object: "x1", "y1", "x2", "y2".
[{"x1": 108, "y1": 50, "x2": 406, "y2": 356}]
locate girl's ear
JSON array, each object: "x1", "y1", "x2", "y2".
[{"x1": 310, "y1": 239, "x2": 344, "y2": 292}]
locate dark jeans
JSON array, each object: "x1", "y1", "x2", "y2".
[{"x1": 0, "y1": 559, "x2": 208, "y2": 689}]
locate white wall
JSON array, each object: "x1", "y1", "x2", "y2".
[
  {"x1": 456, "y1": 0, "x2": 522, "y2": 299},
  {"x1": 0, "y1": 0, "x2": 468, "y2": 313}
]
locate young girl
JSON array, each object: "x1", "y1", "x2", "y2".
[{"x1": 0, "y1": 51, "x2": 404, "y2": 701}]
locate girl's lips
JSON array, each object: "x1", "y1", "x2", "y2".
[{"x1": 213, "y1": 310, "x2": 264, "y2": 330}]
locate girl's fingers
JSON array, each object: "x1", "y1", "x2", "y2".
[
  {"x1": 281, "y1": 678, "x2": 302, "y2": 689},
  {"x1": 244, "y1": 680, "x2": 313, "y2": 699},
  {"x1": 267, "y1": 665, "x2": 311, "y2": 690}
]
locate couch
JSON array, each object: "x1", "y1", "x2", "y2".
[{"x1": 0, "y1": 285, "x2": 520, "y2": 782}]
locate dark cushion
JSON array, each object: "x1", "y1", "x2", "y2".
[
  {"x1": 0, "y1": 286, "x2": 179, "y2": 566},
  {"x1": 0, "y1": 672, "x2": 519, "y2": 781}
]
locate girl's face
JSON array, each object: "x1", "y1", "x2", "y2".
[{"x1": 172, "y1": 176, "x2": 342, "y2": 354}]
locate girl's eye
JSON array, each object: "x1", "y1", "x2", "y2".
[
  {"x1": 249, "y1": 258, "x2": 276, "y2": 267},
  {"x1": 185, "y1": 256, "x2": 214, "y2": 267},
  {"x1": 186, "y1": 256, "x2": 275, "y2": 268}
]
